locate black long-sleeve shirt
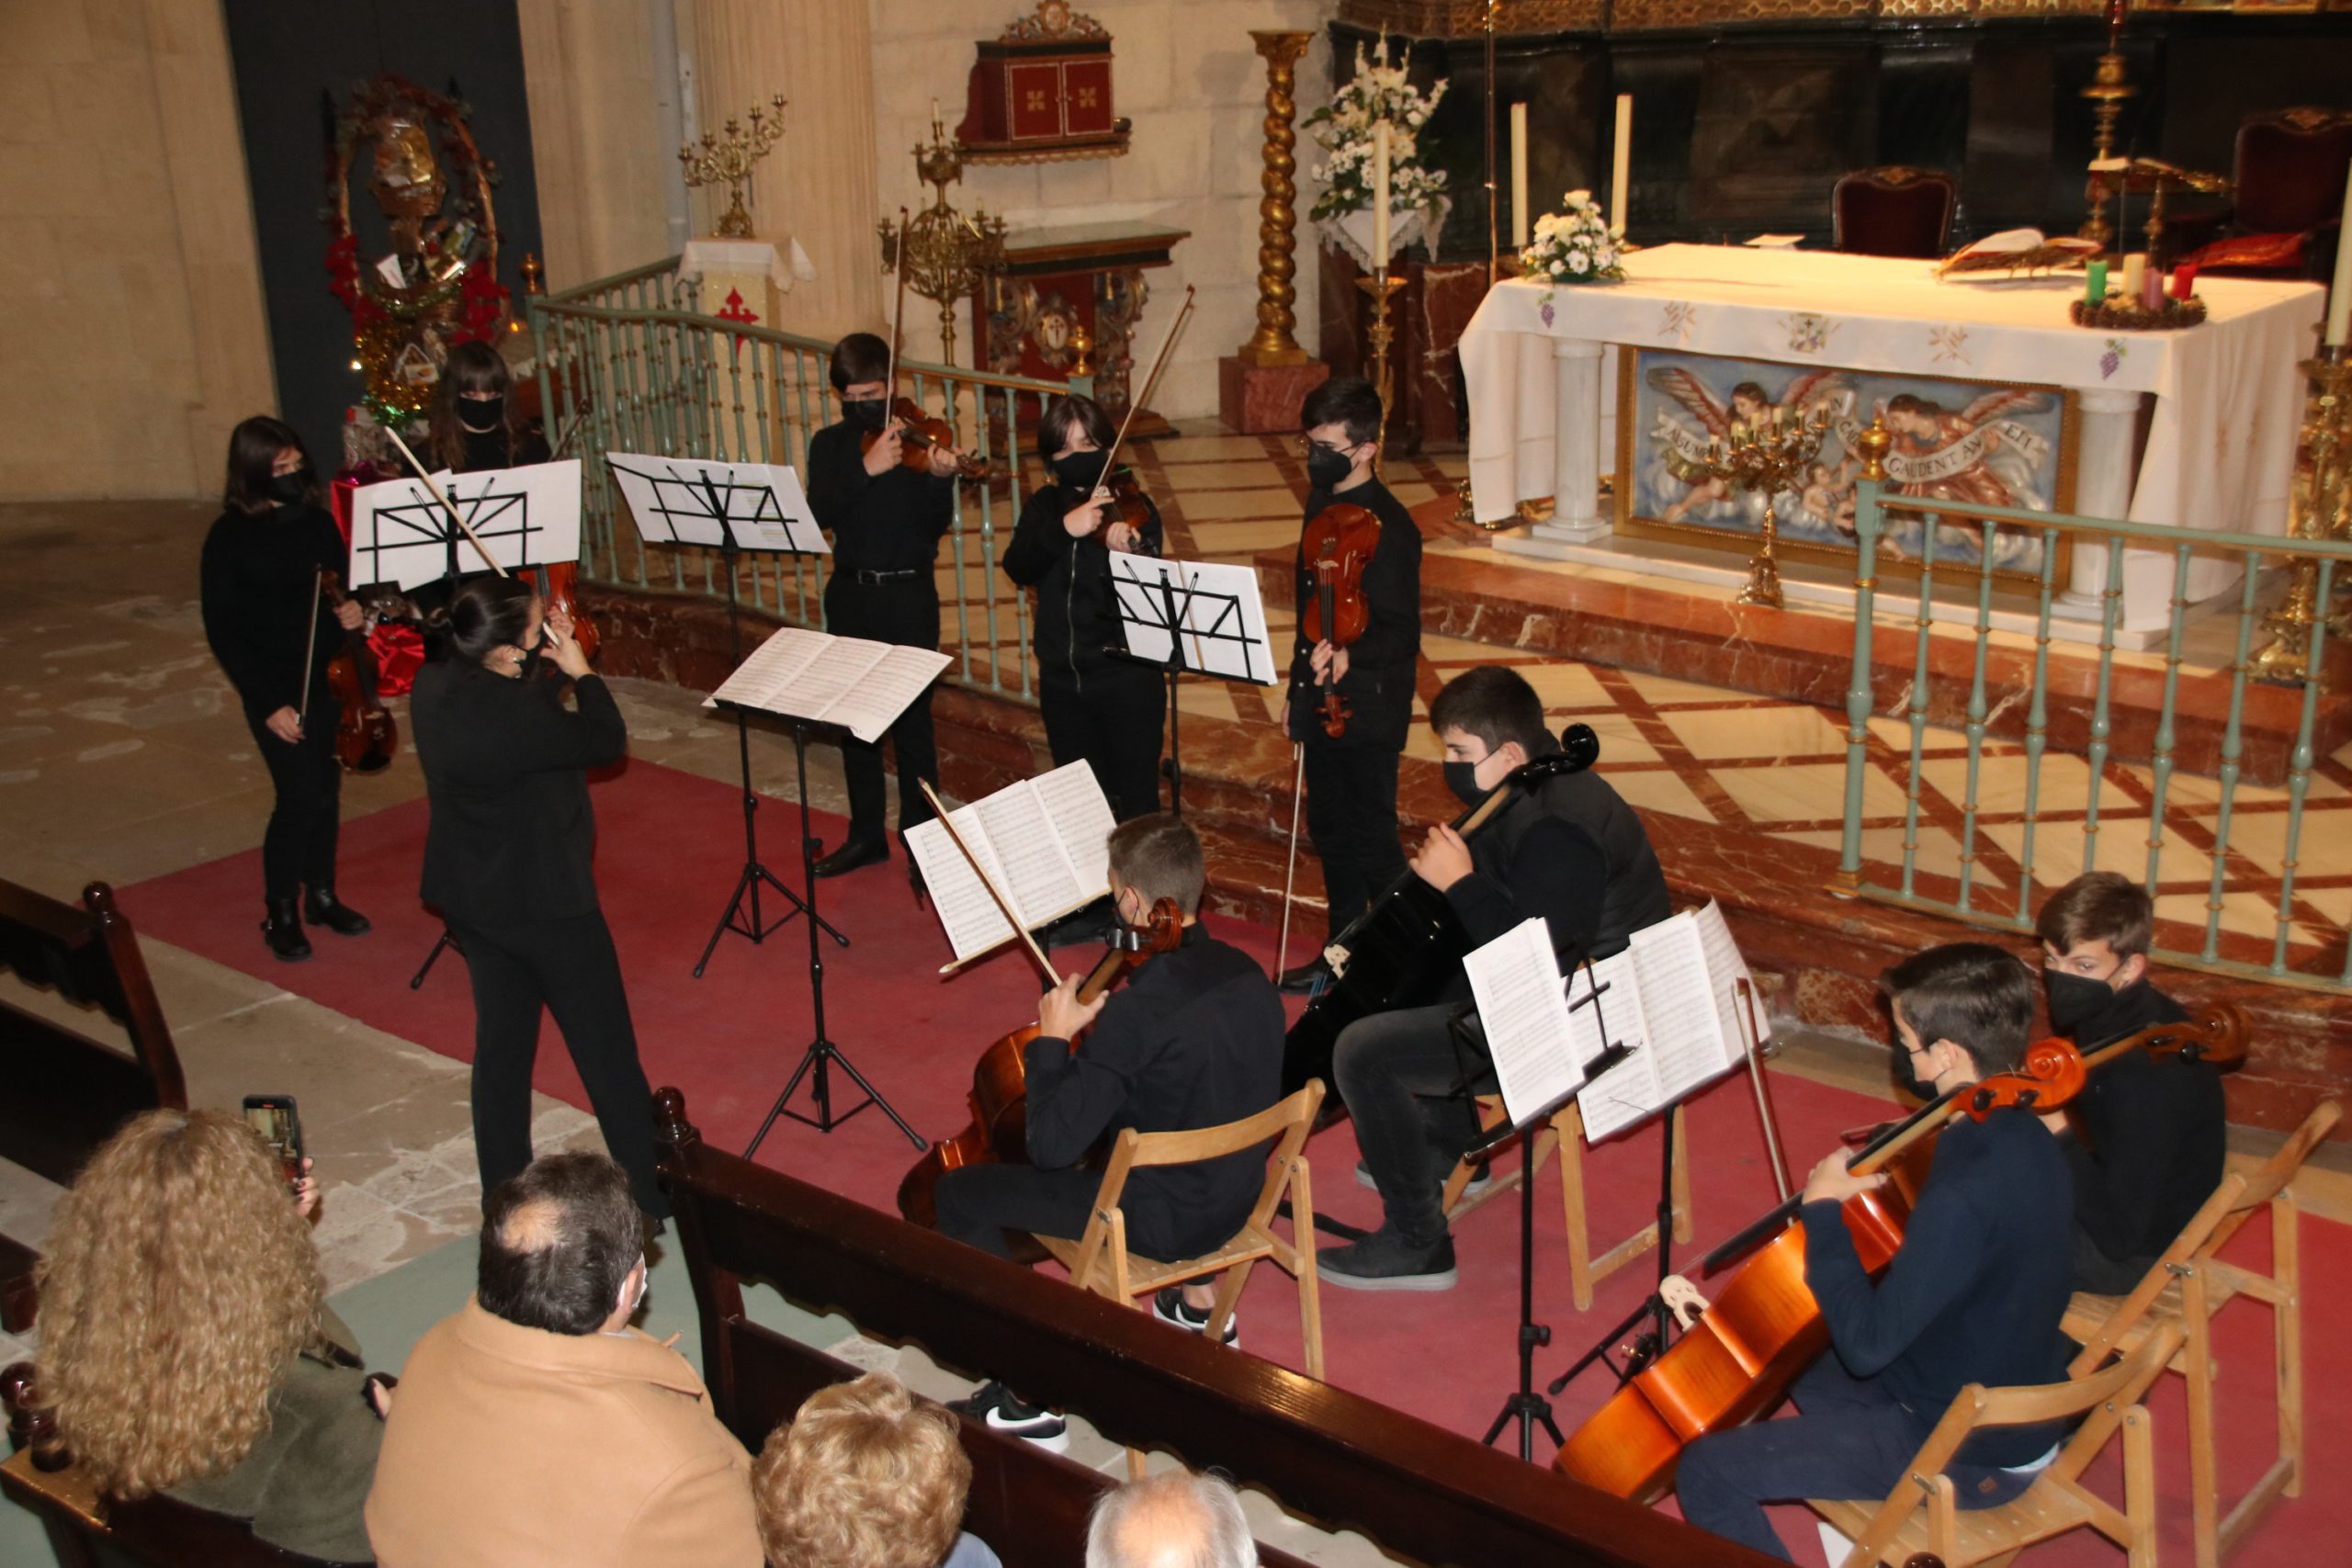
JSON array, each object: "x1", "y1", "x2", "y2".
[
  {"x1": 1023, "y1": 924, "x2": 1285, "y2": 1258},
  {"x1": 1285, "y1": 477, "x2": 1421, "y2": 750},
  {"x1": 1803, "y1": 1106, "x2": 2075, "y2": 1465},
  {"x1": 2059, "y1": 980, "x2": 2219, "y2": 1269},
  {"x1": 806, "y1": 421, "x2": 956, "y2": 574},
  {"x1": 411, "y1": 661, "x2": 626, "y2": 926},
  {"x1": 198, "y1": 503, "x2": 347, "y2": 721},
  {"x1": 1001, "y1": 481, "x2": 1164, "y2": 686}
]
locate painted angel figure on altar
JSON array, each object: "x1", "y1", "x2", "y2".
[
  {"x1": 1645, "y1": 367, "x2": 1852, "y2": 525},
  {"x1": 1874, "y1": 389, "x2": 2058, "y2": 571}
]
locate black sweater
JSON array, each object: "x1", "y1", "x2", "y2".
[
  {"x1": 198, "y1": 503, "x2": 348, "y2": 722},
  {"x1": 1023, "y1": 925, "x2": 1285, "y2": 1259},
  {"x1": 411, "y1": 661, "x2": 626, "y2": 926},
  {"x1": 806, "y1": 421, "x2": 956, "y2": 574},
  {"x1": 1803, "y1": 1106, "x2": 2075, "y2": 1464},
  {"x1": 1001, "y1": 482, "x2": 1164, "y2": 686},
  {"x1": 1285, "y1": 477, "x2": 1422, "y2": 750},
  {"x1": 2061, "y1": 980, "x2": 2220, "y2": 1268}
]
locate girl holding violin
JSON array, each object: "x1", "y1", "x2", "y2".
[
  {"x1": 1001, "y1": 392, "x2": 1166, "y2": 824},
  {"x1": 1673, "y1": 944, "x2": 2076, "y2": 1562},
  {"x1": 198, "y1": 416, "x2": 373, "y2": 961},
  {"x1": 1279, "y1": 378, "x2": 1421, "y2": 993},
  {"x1": 805, "y1": 331, "x2": 968, "y2": 885}
]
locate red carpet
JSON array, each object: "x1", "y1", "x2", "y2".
[{"x1": 125, "y1": 759, "x2": 2348, "y2": 1565}]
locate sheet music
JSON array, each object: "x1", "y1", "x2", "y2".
[
  {"x1": 1032, "y1": 761, "x2": 1118, "y2": 895},
  {"x1": 906, "y1": 807, "x2": 1019, "y2": 960},
  {"x1": 1573, "y1": 951, "x2": 1660, "y2": 1142},
  {"x1": 1626, "y1": 913, "x2": 1740, "y2": 1104},
  {"x1": 1694, "y1": 898, "x2": 1770, "y2": 1045},
  {"x1": 973, "y1": 787, "x2": 1086, "y2": 925},
  {"x1": 701, "y1": 627, "x2": 949, "y2": 744},
  {"x1": 605, "y1": 453, "x2": 827, "y2": 555},
  {"x1": 906, "y1": 762, "x2": 1118, "y2": 967},
  {"x1": 700, "y1": 626, "x2": 829, "y2": 709},
  {"x1": 826, "y1": 646, "x2": 955, "y2": 744},
  {"x1": 1464, "y1": 919, "x2": 1589, "y2": 1128}
]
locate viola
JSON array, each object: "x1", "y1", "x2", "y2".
[
  {"x1": 537, "y1": 560, "x2": 600, "y2": 662},
  {"x1": 320, "y1": 571, "x2": 398, "y2": 775},
  {"x1": 1552, "y1": 1036, "x2": 2099, "y2": 1503},
  {"x1": 861, "y1": 395, "x2": 990, "y2": 480},
  {"x1": 1298, "y1": 502, "x2": 1380, "y2": 739},
  {"x1": 898, "y1": 897, "x2": 1185, "y2": 1236}
]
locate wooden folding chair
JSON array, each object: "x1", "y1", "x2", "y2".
[
  {"x1": 2060, "y1": 1098, "x2": 2341, "y2": 1568},
  {"x1": 1438, "y1": 1096, "x2": 1691, "y2": 1310},
  {"x1": 1809, "y1": 1320, "x2": 2185, "y2": 1568},
  {"x1": 1034, "y1": 1082, "x2": 1327, "y2": 1475}
]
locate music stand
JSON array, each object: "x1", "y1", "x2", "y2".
[
  {"x1": 1105, "y1": 555, "x2": 1280, "y2": 818},
  {"x1": 605, "y1": 454, "x2": 848, "y2": 976}
]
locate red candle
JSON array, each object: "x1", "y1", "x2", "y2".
[{"x1": 2172, "y1": 262, "x2": 2198, "y2": 301}]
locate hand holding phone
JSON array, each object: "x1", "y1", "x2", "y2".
[{"x1": 243, "y1": 1095, "x2": 305, "y2": 1198}]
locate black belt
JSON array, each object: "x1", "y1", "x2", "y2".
[{"x1": 848, "y1": 568, "x2": 922, "y2": 584}]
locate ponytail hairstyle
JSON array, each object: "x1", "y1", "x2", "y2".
[
  {"x1": 429, "y1": 574, "x2": 539, "y2": 671},
  {"x1": 429, "y1": 342, "x2": 516, "y2": 471},
  {"x1": 222, "y1": 416, "x2": 318, "y2": 516}
]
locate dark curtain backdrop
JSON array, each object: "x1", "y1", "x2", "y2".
[{"x1": 222, "y1": 0, "x2": 544, "y2": 475}]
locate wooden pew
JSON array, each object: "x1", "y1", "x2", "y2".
[
  {"x1": 0, "y1": 879, "x2": 187, "y2": 1332},
  {"x1": 655, "y1": 1089, "x2": 1776, "y2": 1568}
]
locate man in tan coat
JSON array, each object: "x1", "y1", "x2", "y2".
[{"x1": 365, "y1": 1152, "x2": 762, "y2": 1567}]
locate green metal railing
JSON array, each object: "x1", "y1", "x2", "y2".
[
  {"x1": 1838, "y1": 476, "x2": 2352, "y2": 991},
  {"x1": 526, "y1": 256, "x2": 1066, "y2": 699}
]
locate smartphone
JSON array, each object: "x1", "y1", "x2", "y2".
[{"x1": 243, "y1": 1094, "x2": 305, "y2": 1192}]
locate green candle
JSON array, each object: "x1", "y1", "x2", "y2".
[{"x1": 2086, "y1": 259, "x2": 2109, "y2": 305}]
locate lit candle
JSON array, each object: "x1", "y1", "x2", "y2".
[
  {"x1": 2086, "y1": 259, "x2": 2109, "y2": 306},
  {"x1": 1610, "y1": 95, "x2": 1633, "y2": 237},
  {"x1": 2328, "y1": 161, "x2": 2352, "y2": 345},
  {"x1": 2120, "y1": 254, "x2": 2144, "y2": 303},
  {"x1": 1510, "y1": 103, "x2": 1530, "y2": 250},
  {"x1": 1731, "y1": 419, "x2": 1748, "y2": 443},
  {"x1": 931, "y1": 96, "x2": 941, "y2": 128},
  {"x1": 1373, "y1": 119, "x2": 1392, "y2": 268}
]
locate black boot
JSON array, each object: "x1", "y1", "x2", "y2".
[
  {"x1": 303, "y1": 886, "x2": 372, "y2": 936},
  {"x1": 262, "y1": 898, "x2": 312, "y2": 962},
  {"x1": 812, "y1": 837, "x2": 888, "y2": 878}
]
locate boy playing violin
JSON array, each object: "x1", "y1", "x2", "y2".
[
  {"x1": 805, "y1": 331, "x2": 966, "y2": 884},
  {"x1": 1280, "y1": 377, "x2": 1422, "y2": 994},
  {"x1": 1675, "y1": 943, "x2": 2075, "y2": 1562}
]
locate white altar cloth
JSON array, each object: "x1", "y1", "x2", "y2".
[{"x1": 1457, "y1": 244, "x2": 2324, "y2": 626}]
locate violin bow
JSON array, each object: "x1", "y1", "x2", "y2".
[
  {"x1": 882, "y1": 209, "x2": 911, "y2": 406},
  {"x1": 1091, "y1": 285, "x2": 1197, "y2": 495},
  {"x1": 299, "y1": 567, "x2": 325, "y2": 735},
  {"x1": 380, "y1": 424, "x2": 511, "y2": 580},
  {"x1": 916, "y1": 780, "x2": 1063, "y2": 987}
]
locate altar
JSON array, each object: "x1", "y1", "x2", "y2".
[{"x1": 1457, "y1": 244, "x2": 2324, "y2": 633}]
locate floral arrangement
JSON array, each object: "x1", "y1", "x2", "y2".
[
  {"x1": 1519, "y1": 190, "x2": 1624, "y2": 285},
  {"x1": 1303, "y1": 39, "x2": 1448, "y2": 226}
]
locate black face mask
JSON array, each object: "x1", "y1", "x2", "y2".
[
  {"x1": 1442, "y1": 759, "x2": 1486, "y2": 807},
  {"x1": 843, "y1": 398, "x2": 888, "y2": 431},
  {"x1": 2045, "y1": 969, "x2": 2120, "y2": 1034},
  {"x1": 1305, "y1": 444, "x2": 1355, "y2": 491},
  {"x1": 458, "y1": 395, "x2": 504, "y2": 434},
  {"x1": 1053, "y1": 450, "x2": 1109, "y2": 494},
  {"x1": 1893, "y1": 1044, "x2": 1939, "y2": 1101},
  {"x1": 267, "y1": 469, "x2": 311, "y2": 506}
]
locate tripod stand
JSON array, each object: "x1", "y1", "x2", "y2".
[
  {"x1": 743, "y1": 718, "x2": 922, "y2": 1156},
  {"x1": 694, "y1": 508, "x2": 847, "y2": 978}
]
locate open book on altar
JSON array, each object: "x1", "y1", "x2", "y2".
[
  {"x1": 905, "y1": 761, "x2": 1116, "y2": 969},
  {"x1": 701, "y1": 626, "x2": 951, "y2": 744}
]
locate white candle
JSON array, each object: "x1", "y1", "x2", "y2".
[
  {"x1": 1373, "y1": 120, "x2": 1392, "y2": 268},
  {"x1": 1510, "y1": 103, "x2": 1530, "y2": 250},
  {"x1": 2327, "y1": 161, "x2": 2352, "y2": 346},
  {"x1": 1611, "y1": 95, "x2": 1633, "y2": 238},
  {"x1": 931, "y1": 96, "x2": 941, "y2": 127}
]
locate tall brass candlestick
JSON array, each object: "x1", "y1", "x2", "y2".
[
  {"x1": 2078, "y1": 0, "x2": 2135, "y2": 251},
  {"x1": 878, "y1": 114, "x2": 1008, "y2": 395},
  {"x1": 2251, "y1": 349, "x2": 2352, "y2": 684},
  {"x1": 1690, "y1": 406, "x2": 1833, "y2": 609},
  {"x1": 1356, "y1": 271, "x2": 1407, "y2": 468},
  {"x1": 680, "y1": 94, "x2": 788, "y2": 239},
  {"x1": 1238, "y1": 30, "x2": 1314, "y2": 367}
]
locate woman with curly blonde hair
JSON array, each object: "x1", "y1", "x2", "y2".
[
  {"x1": 752, "y1": 1372, "x2": 1001, "y2": 1568},
  {"x1": 33, "y1": 1109, "x2": 386, "y2": 1563}
]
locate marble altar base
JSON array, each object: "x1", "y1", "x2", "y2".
[{"x1": 1218, "y1": 355, "x2": 1330, "y2": 435}]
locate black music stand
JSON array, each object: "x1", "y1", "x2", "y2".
[{"x1": 1105, "y1": 555, "x2": 1279, "y2": 818}]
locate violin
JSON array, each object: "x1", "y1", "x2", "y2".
[
  {"x1": 537, "y1": 560, "x2": 600, "y2": 662},
  {"x1": 1298, "y1": 502, "x2": 1381, "y2": 739},
  {"x1": 1069, "y1": 287, "x2": 1196, "y2": 542},
  {"x1": 898, "y1": 897, "x2": 1186, "y2": 1238},
  {"x1": 861, "y1": 395, "x2": 990, "y2": 480},
  {"x1": 1080, "y1": 463, "x2": 1155, "y2": 542},
  {"x1": 320, "y1": 571, "x2": 398, "y2": 774}
]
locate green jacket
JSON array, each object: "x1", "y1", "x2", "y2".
[{"x1": 166, "y1": 1308, "x2": 381, "y2": 1563}]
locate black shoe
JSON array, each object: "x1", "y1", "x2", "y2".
[
  {"x1": 948, "y1": 1381, "x2": 1069, "y2": 1453},
  {"x1": 812, "y1": 838, "x2": 888, "y2": 878},
  {"x1": 1316, "y1": 1226, "x2": 1458, "y2": 1292},
  {"x1": 1152, "y1": 1286, "x2": 1239, "y2": 1348},
  {"x1": 302, "y1": 886, "x2": 371, "y2": 936},
  {"x1": 1356, "y1": 1158, "x2": 1493, "y2": 1196},
  {"x1": 262, "y1": 898, "x2": 312, "y2": 962},
  {"x1": 1278, "y1": 956, "x2": 1333, "y2": 995}
]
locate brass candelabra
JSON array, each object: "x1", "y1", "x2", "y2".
[
  {"x1": 2249, "y1": 350, "x2": 2352, "y2": 685},
  {"x1": 2078, "y1": 0, "x2": 2135, "y2": 252},
  {"x1": 680, "y1": 94, "x2": 788, "y2": 239},
  {"x1": 1356, "y1": 271, "x2": 1406, "y2": 468},
  {"x1": 1693, "y1": 405, "x2": 1832, "y2": 609},
  {"x1": 878, "y1": 116, "x2": 1009, "y2": 384}
]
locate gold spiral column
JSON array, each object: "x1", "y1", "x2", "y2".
[{"x1": 1237, "y1": 29, "x2": 1313, "y2": 367}]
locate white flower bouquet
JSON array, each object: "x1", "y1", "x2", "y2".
[
  {"x1": 1519, "y1": 190, "x2": 1625, "y2": 285},
  {"x1": 1304, "y1": 40, "x2": 1449, "y2": 227}
]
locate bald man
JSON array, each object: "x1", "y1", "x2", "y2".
[{"x1": 1084, "y1": 1470, "x2": 1257, "y2": 1568}]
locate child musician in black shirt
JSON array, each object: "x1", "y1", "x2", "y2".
[
  {"x1": 1280, "y1": 377, "x2": 1421, "y2": 993},
  {"x1": 803, "y1": 333, "x2": 965, "y2": 883}
]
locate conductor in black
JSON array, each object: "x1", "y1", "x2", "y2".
[{"x1": 805, "y1": 332, "x2": 964, "y2": 882}]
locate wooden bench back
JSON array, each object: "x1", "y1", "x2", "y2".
[{"x1": 654, "y1": 1089, "x2": 1771, "y2": 1568}]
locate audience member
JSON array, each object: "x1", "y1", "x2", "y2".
[
  {"x1": 365, "y1": 1152, "x2": 761, "y2": 1567},
  {"x1": 752, "y1": 1371, "x2": 1001, "y2": 1568},
  {"x1": 1085, "y1": 1469, "x2": 1258, "y2": 1568},
  {"x1": 32, "y1": 1110, "x2": 385, "y2": 1563}
]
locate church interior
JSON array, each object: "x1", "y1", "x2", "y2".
[{"x1": 6, "y1": 1, "x2": 2352, "y2": 1565}]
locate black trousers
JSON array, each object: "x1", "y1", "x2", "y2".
[
  {"x1": 823, "y1": 574, "x2": 940, "y2": 844},
  {"x1": 1040, "y1": 666, "x2": 1165, "y2": 822},
  {"x1": 933, "y1": 1160, "x2": 1204, "y2": 1262},
  {"x1": 1303, "y1": 737, "x2": 1406, "y2": 940},
  {"x1": 1332, "y1": 1002, "x2": 1490, "y2": 1247},
  {"x1": 244, "y1": 701, "x2": 342, "y2": 902},
  {"x1": 451, "y1": 911, "x2": 670, "y2": 1219}
]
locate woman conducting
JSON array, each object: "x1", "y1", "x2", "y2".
[{"x1": 408, "y1": 575, "x2": 668, "y2": 1223}]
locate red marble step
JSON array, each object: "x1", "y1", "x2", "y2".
[{"x1": 1252, "y1": 500, "x2": 2352, "y2": 788}]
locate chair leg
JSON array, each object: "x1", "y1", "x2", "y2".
[
  {"x1": 2276, "y1": 1192, "x2": 2303, "y2": 1500},
  {"x1": 1204, "y1": 1261, "x2": 1248, "y2": 1344},
  {"x1": 1293, "y1": 1158, "x2": 1325, "y2": 1381},
  {"x1": 1125, "y1": 1446, "x2": 1146, "y2": 1482},
  {"x1": 1668, "y1": 1103, "x2": 1693, "y2": 1244},
  {"x1": 1560, "y1": 1102, "x2": 1595, "y2": 1311},
  {"x1": 2185, "y1": 1267, "x2": 2220, "y2": 1568}
]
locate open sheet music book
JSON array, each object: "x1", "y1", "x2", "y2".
[
  {"x1": 904, "y1": 761, "x2": 1117, "y2": 969},
  {"x1": 1463, "y1": 918, "x2": 1591, "y2": 1128},
  {"x1": 1575, "y1": 900, "x2": 1770, "y2": 1142},
  {"x1": 702, "y1": 626, "x2": 950, "y2": 745}
]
